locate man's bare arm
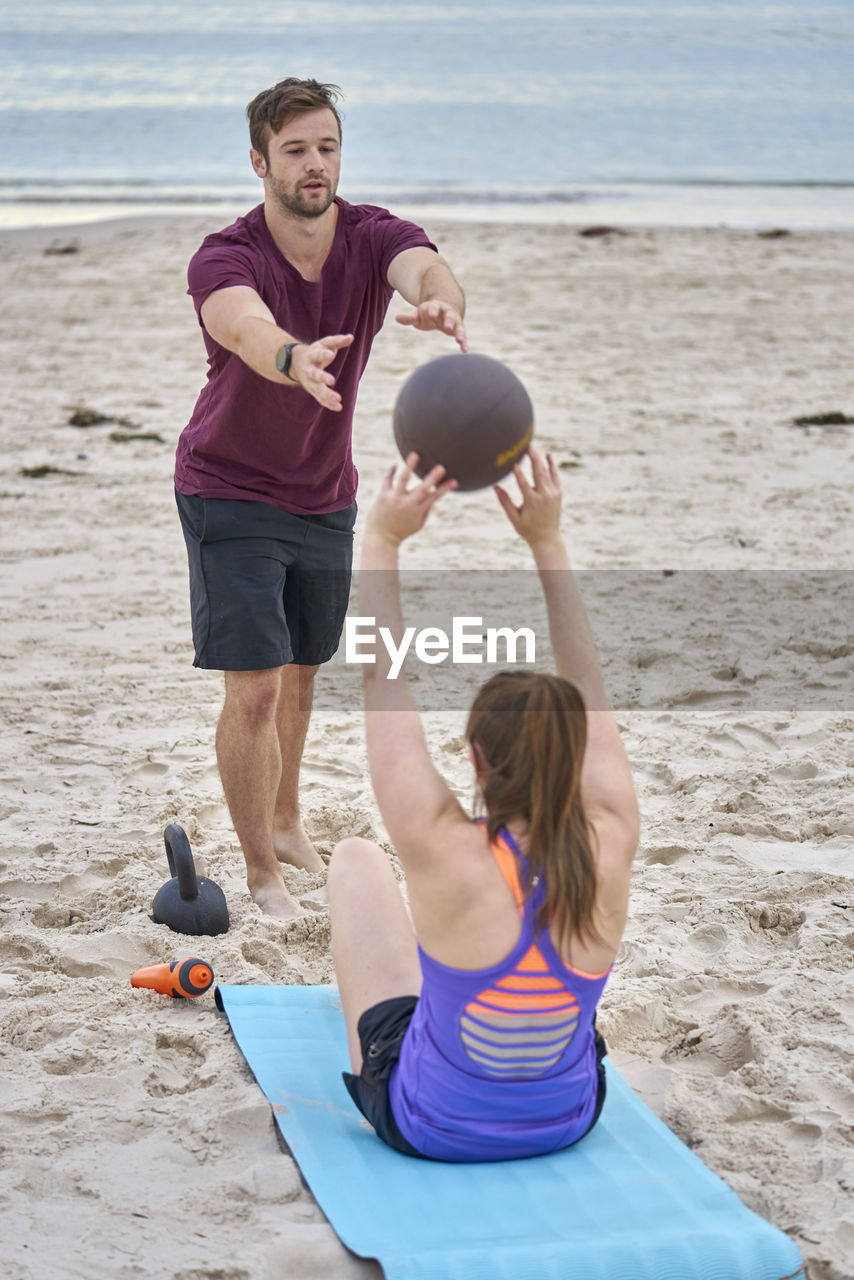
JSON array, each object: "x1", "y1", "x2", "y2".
[
  {"x1": 200, "y1": 285, "x2": 353, "y2": 411},
  {"x1": 387, "y1": 247, "x2": 467, "y2": 351}
]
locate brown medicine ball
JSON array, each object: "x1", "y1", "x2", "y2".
[{"x1": 392, "y1": 353, "x2": 534, "y2": 491}]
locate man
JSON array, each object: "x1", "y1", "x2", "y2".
[{"x1": 174, "y1": 78, "x2": 466, "y2": 920}]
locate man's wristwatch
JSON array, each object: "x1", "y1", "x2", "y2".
[{"x1": 275, "y1": 342, "x2": 304, "y2": 384}]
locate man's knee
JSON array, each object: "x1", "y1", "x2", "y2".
[{"x1": 222, "y1": 667, "x2": 284, "y2": 725}]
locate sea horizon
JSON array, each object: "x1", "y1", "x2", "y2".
[
  {"x1": 3, "y1": 179, "x2": 854, "y2": 233},
  {"x1": 3, "y1": 0, "x2": 852, "y2": 230}
]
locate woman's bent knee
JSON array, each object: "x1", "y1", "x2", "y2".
[{"x1": 329, "y1": 837, "x2": 387, "y2": 886}]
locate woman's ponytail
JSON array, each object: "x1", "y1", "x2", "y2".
[{"x1": 466, "y1": 671, "x2": 598, "y2": 949}]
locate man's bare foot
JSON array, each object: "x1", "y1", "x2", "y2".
[
  {"x1": 248, "y1": 871, "x2": 305, "y2": 920},
  {"x1": 273, "y1": 821, "x2": 325, "y2": 873}
]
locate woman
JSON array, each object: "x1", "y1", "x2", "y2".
[{"x1": 328, "y1": 445, "x2": 639, "y2": 1161}]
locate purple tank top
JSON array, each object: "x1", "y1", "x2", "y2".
[{"x1": 389, "y1": 829, "x2": 611, "y2": 1162}]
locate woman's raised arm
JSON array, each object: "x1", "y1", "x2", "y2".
[
  {"x1": 358, "y1": 458, "x2": 464, "y2": 857},
  {"x1": 495, "y1": 447, "x2": 639, "y2": 854}
]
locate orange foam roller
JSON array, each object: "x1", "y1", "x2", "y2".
[{"x1": 130, "y1": 958, "x2": 214, "y2": 999}]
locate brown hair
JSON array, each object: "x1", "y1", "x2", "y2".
[
  {"x1": 465, "y1": 670, "x2": 598, "y2": 948},
  {"x1": 246, "y1": 78, "x2": 343, "y2": 161}
]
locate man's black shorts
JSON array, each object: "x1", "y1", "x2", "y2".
[
  {"x1": 175, "y1": 491, "x2": 356, "y2": 671},
  {"x1": 342, "y1": 996, "x2": 609, "y2": 1160}
]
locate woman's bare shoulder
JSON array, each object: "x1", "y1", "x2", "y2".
[{"x1": 397, "y1": 809, "x2": 491, "y2": 876}]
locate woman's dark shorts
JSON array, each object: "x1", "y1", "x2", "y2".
[
  {"x1": 588, "y1": 1021, "x2": 609, "y2": 1133},
  {"x1": 342, "y1": 997, "x2": 609, "y2": 1160},
  {"x1": 342, "y1": 995, "x2": 422, "y2": 1157},
  {"x1": 175, "y1": 491, "x2": 356, "y2": 671}
]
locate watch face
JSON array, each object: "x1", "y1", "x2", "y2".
[{"x1": 276, "y1": 342, "x2": 301, "y2": 380}]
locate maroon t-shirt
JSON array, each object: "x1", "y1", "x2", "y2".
[{"x1": 175, "y1": 199, "x2": 436, "y2": 514}]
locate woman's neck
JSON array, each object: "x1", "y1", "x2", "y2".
[{"x1": 498, "y1": 816, "x2": 530, "y2": 852}]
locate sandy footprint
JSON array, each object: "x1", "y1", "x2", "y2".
[
  {"x1": 744, "y1": 902, "x2": 806, "y2": 936},
  {"x1": 770, "y1": 759, "x2": 822, "y2": 781},
  {"x1": 145, "y1": 1028, "x2": 213, "y2": 1098},
  {"x1": 123, "y1": 757, "x2": 171, "y2": 789},
  {"x1": 305, "y1": 802, "x2": 378, "y2": 851},
  {"x1": 300, "y1": 750, "x2": 364, "y2": 784},
  {"x1": 665, "y1": 1006, "x2": 759, "y2": 1076},
  {"x1": 641, "y1": 844, "x2": 693, "y2": 865},
  {"x1": 0, "y1": 879, "x2": 55, "y2": 903},
  {"x1": 708, "y1": 723, "x2": 781, "y2": 756},
  {"x1": 239, "y1": 936, "x2": 302, "y2": 983}
]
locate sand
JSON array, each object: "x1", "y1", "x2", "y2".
[{"x1": 1, "y1": 211, "x2": 852, "y2": 1280}]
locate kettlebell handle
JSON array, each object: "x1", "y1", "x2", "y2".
[{"x1": 164, "y1": 824, "x2": 200, "y2": 902}]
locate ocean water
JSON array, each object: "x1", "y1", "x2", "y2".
[{"x1": 2, "y1": 0, "x2": 853, "y2": 227}]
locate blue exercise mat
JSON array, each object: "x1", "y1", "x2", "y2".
[{"x1": 216, "y1": 984, "x2": 805, "y2": 1280}]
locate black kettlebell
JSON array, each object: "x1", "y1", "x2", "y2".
[{"x1": 152, "y1": 824, "x2": 230, "y2": 937}]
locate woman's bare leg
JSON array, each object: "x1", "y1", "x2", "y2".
[{"x1": 328, "y1": 837, "x2": 422, "y2": 1072}]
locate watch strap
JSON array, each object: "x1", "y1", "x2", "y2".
[{"x1": 275, "y1": 342, "x2": 304, "y2": 383}]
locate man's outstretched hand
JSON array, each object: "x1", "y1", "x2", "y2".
[
  {"x1": 290, "y1": 333, "x2": 355, "y2": 410},
  {"x1": 395, "y1": 301, "x2": 468, "y2": 351}
]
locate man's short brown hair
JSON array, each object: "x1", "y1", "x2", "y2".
[{"x1": 247, "y1": 78, "x2": 343, "y2": 161}]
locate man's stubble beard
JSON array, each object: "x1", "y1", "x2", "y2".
[{"x1": 268, "y1": 174, "x2": 336, "y2": 220}]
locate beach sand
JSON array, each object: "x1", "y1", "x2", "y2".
[{"x1": 1, "y1": 212, "x2": 852, "y2": 1279}]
